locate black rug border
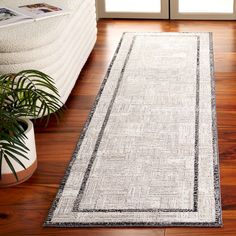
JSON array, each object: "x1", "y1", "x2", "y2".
[
  {"x1": 72, "y1": 34, "x2": 200, "y2": 213},
  {"x1": 44, "y1": 32, "x2": 222, "y2": 228}
]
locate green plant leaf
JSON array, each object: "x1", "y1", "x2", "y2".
[
  {"x1": 3, "y1": 155, "x2": 18, "y2": 182},
  {"x1": 4, "y1": 150, "x2": 26, "y2": 170},
  {"x1": 0, "y1": 69, "x2": 64, "y2": 181}
]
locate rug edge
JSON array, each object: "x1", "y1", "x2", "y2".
[
  {"x1": 43, "y1": 221, "x2": 223, "y2": 228},
  {"x1": 209, "y1": 31, "x2": 223, "y2": 226}
]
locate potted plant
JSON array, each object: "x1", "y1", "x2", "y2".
[{"x1": 0, "y1": 70, "x2": 62, "y2": 187}]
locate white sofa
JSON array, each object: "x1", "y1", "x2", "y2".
[{"x1": 0, "y1": 0, "x2": 97, "y2": 104}]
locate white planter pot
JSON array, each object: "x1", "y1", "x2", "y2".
[{"x1": 0, "y1": 119, "x2": 37, "y2": 187}]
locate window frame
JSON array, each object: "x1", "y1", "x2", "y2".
[
  {"x1": 97, "y1": 0, "x2": 169, "y2": 19},
  {"x1": 170, "y1": 0, "x2": 236, "y2": 20}
]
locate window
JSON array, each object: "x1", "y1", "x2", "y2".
[
  {"x1": 105, "y1": 0, "x2": 161, "y2": 13},
  {"x1": 97, "y1": 0, "x2": 236, "y2": 20}
]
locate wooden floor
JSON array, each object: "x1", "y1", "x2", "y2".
[{"x1": 1, "y1": 19, "x2": 236, "y2": 235}]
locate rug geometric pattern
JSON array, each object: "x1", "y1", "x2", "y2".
[{"x1": 45, "y1": 32, "x2": 222, "y2": 227}]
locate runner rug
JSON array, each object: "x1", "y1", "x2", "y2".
[{"x1": 45, "y1": 32, "x2": 222, "y2": 227}]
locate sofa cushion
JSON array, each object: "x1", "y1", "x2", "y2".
[{"x1": 0, "y1": 0, "x2": 85, "y2": 52}]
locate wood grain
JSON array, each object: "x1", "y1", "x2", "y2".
[{"x1": 1, "y1": 19, "x2": 236, "y2": 235}]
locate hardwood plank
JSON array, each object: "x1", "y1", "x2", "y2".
[{"x1": 1, "y1": 19, "x2": 236, "y2": 235}]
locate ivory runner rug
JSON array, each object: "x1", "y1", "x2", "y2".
[{"x1": 45, "y1": 32, "x2": 222, "y2": 227}]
